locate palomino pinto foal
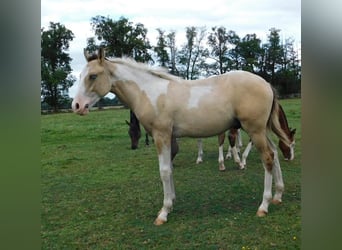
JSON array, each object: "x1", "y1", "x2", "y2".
[{"x1": 72, "y1": 48, "x2": 290, "y2": 225}]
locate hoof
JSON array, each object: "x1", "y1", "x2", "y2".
[
  {"x1": 196, "y1": 159, "x2": 203, "y2": 164},
  {"x1": 272, "y1": 199, "x2": 282, "y2": 205},
  {"x1": 154, "y1": 218, "x2": 166, "y2": 226},
  {"x1": 256, "y1": 209, "x2": 268, "y2": 217},
  {"x1": 219, "y1": 165, "x2": 226, "y2": 171}
]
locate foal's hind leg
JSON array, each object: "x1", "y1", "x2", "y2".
[{"x1": 250, "y1": 132, "x2": 276, "y2": 217}]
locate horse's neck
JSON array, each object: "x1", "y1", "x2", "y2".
[
  {"x1": 130, "y1": 110, "x2": 140, "y2": 129},
  {"x1": 114, "y1": 62, "x2": 168, "y2": 86},
  {"x1": 110, "y1": 65, "x2": 170, "y2": 112}
]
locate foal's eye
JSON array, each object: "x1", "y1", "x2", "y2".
[{"x1": 89, "y1": 74, "x2": 97, "y2": 80}]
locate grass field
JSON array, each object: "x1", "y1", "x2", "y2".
[{"x1": 41, "y1": 99, "x2": 301, "y2": 249}]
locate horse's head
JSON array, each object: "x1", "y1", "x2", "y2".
[
  {"x1": 72, "y1": 48, "x2": 112, "y2": 115},
  {"x1": 279, "y1": 128, "x2": 296, "y2": 160},
  {"x1": 125, "y1": 111, "x2": 141, "y2": 150}
]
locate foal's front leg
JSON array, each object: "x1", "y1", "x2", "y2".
[{"x1": 154, "y1": 133, "x2": 175, "y2": 225}]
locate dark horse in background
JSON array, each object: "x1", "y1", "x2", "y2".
[
  {"x1": 126, "y1": 110, "x2": 179, "y2": 160},
  {"x1": 125, "y1": 110, "x2": 151, "y2": 149}
]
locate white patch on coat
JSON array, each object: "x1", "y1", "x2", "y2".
[
  {"x1": 141, "y1": 82, "x2": 169, "y2": 109},
  {"x1": 187, "y1": 85, "x2": 213, "y2": 108},
  {"x1": 116, "y1": 63, "x2": 169, "y2": 110}
]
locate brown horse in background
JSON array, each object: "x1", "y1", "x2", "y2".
[
  {"x1": 125, "y1": 110, "x2": 178, "y2": 159},
  {"x1": 125, "y1": 110, "x2": 152, "y2": 149},
  {"x1": 196, "y1": 103, "x2": 296, "y2": 170}
]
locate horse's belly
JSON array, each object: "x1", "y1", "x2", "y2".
[{"x1": 173, "y1": 115, "x2": 233, "y2": 138}]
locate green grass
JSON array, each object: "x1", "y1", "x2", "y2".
[{"x1": 41, "y1": 99, "x2": 301, "y2": 249}]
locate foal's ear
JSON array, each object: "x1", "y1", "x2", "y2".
[{"x1": 98, "y1": 47, "x2": 105, "y2": 64}]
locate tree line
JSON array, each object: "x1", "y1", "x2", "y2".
[{"x1": 41, "y1": 16, "x2": 301, "y2": 112}]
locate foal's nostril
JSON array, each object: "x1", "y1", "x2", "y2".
[
  {"x1": 85, "y1": 104, "x2": 89, "y2": 109},
  {"x1": 75, "y1": 103, "x2": 80, "y2": 109}
]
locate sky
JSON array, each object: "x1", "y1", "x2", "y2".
[{"x1": 41, "y1": 0, "x2": 301, "y2": 98}]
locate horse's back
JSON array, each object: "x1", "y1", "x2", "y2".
[
  {"x1": 199, "y1": 71, "x2": 273, "y2": 118},
  {"x1": 191, "y1": 71, "x2": 272, "y2": 98},
  {"x1": 221, "y1": 71, "x2": 272, "y2": 93},
  {"x1": 219, "y1": 71, "x2": 274, "y2": 119},
  {"x1": 170, "y1": 71, "x2": 273, "y2": 137}
]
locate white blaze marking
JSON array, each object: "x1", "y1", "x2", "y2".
[{"x1": 187, "y1": 85, "x2": 213, "y2": 108}]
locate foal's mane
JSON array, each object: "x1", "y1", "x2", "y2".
[
  {"x1": 86, "y1": 52, "x2": 180, "y2": 82},
  {"x1": 108, "y1": 57, "x2": 182, "y2": 82}
]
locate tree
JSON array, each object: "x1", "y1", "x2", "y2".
[
  {"x1": 90, "y1": 16, "x2": 152, "y2": 62},
  {"x1": 207, "y1": 26, "x2": 231, "y2": 74},
  {"x1": 264, "y1": 28, "x2": 283, "y2": 85},
  {"x1": 178, "y1": 26, "x2": 207, "y2": 79},
  {"x1": 85, "y1": 37, "x2": 99, "y2": 54},
  {"x1": 85, "y1": 16, "x2": 300, "y2": 96},
  {"x1": 276, "y1": 38, "x2": 301, "y2": 95},
  {"x1": 166, "y1": 31, "x2": 178, "y2": 75},
  {"x1": 41, "y1": 22, "x2": 75, "y2": 112},
  {"x1": 154, "y1": 28, "x2": 169, "y2": 67},
  {"x1": 235, "y1": 34, "x2": 262, "y2": 72},
  {"x1": 254, "y1": 29, "x2": 301, "y2": 95},
  {"x1": 226, "y1": 30, "x2": 241, "y2": 70}
]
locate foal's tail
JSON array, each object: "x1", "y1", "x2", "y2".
[{"x1": 268, "y1": 90, "x2": 291, "y2": 147}]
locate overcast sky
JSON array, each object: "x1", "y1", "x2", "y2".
[{"x1": 41, "y1": 0, "x2": 301, "y2": 98}]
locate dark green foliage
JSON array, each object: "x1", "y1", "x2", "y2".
[
  {"x1": 90, "y1": 16, "x2": 152, "y2": 62},
  {"x1": 154, "y1": 29, "x2": 170, "y2": 67},
  {"x1": 41, "y1": 22, "x2": 75, "y2": 112},
  {"x1": 177, "y1": 26, "x2": 208, "y2": 80}
]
